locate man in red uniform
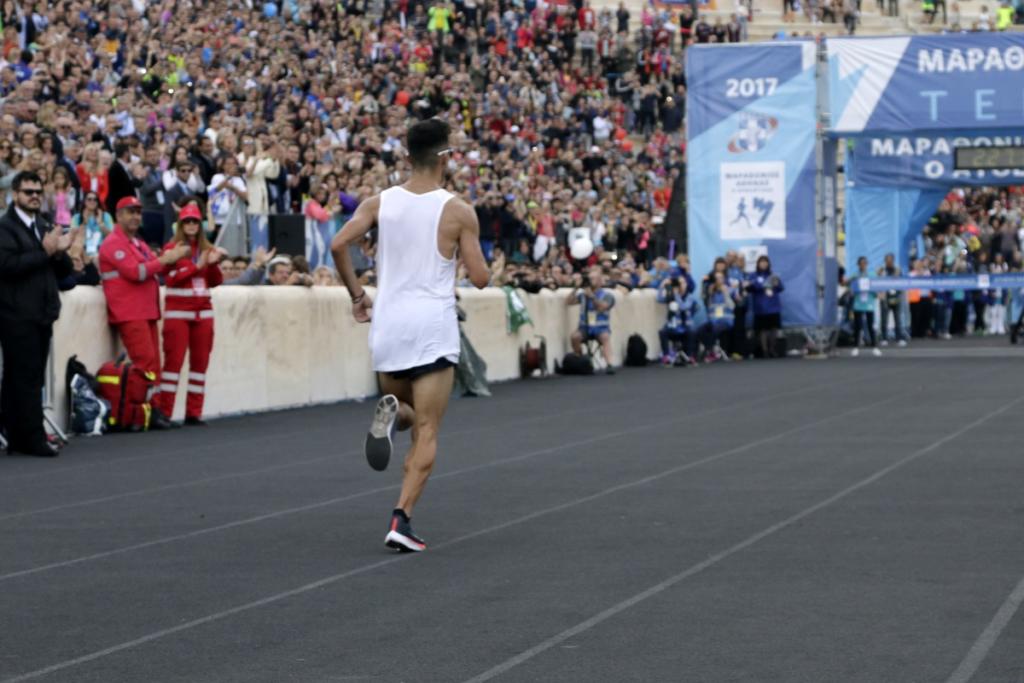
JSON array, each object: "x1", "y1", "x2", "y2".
[
  {"x1": 154, "y1": 204, "x2": 223, "y2": 426},
  {"x1": 98, "y1": 197, "x2": 190, "y2": 430}
]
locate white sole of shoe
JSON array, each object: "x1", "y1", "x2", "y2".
[
  {"x1": 365, "y1": 395, "x2": 398, "y2": 471},
  {"x1": 385, "y1": 530, "x2": 426, "y2": 552}
]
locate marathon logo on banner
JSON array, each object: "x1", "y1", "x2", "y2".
[
  {"x1": 827, "y1": 33, "x2": 1024, "y2": 136},
  {"x1": 851, "y1": 133, "x2": 1024, "y2": 190},
  {"x1": 850, "y1": 272, "x2": 1024, "y2": 293},
  {"x1": 719, "y1": 162, "x2": 786, "y2": 240}
]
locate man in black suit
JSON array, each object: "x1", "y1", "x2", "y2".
[
  {"x1": 0, "y1": 172, "x2": 78, "y2": 456},
  {"x1": 105, "y1": 141, "x2": 142, "y2": 215},
  {"x1": 163, "y1": 160, "x2": 197, "y2": 242}
]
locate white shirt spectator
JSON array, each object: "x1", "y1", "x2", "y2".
[
  {"x1": 329, "y1": 125, "x2": 350, "y2": 148},
  {"x1": 162, "y1": 168, "x2": 206, "y2": 194},
  {"x1": 238, "y1": 154, "x2": 279, "y2": 216},
  {"x1": 113, "y1": 109, "x2": 135, "y2": 138},
  {"x1": 209, "y1": 174, "x2": 247, "y2": 225}
]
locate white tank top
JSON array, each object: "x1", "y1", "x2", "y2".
[{"x1": 369, "y1": 186, "x2": 459, "y2": 372}]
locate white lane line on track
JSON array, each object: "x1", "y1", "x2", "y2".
[
  {"x1": 460, "y1": 396, "x2": 1024, "y2": 683},
  {"x1": 0, "y1": 394, "x2": 901, "y2": 683},
  {"x1": 0, "y1": 401, "x2": 635, "y2": 522},
  {"x1": 0, "y1": 375, "x2": 609, "y2": 484},
  {"x1": 0, "y1": 377, "x2": 853, "y2": 583},
  {"x1": 0, "y1": 423, "x2": 334, "y2": 483},
  {"x1": 945, "y1": 571, "x2": 1024, "y2": 683},
  {"x1": 0, "y1": 361, "x2": 882, "y2": 521}
]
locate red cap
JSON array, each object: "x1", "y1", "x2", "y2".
[
  {"x1": 115, "y1": 196, "x2": 142, "y2": 211},
  {"x1": 178, "y1": 204, "x2": 203, "y2": 222}
]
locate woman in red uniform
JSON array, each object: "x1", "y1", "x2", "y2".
[{"x1": 155, "y1": 204, "x2": 224, "y2": 426}]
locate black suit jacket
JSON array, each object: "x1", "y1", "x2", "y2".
[
  {"x1": 163, "y1": 181, "x2": 191, "y2": 236},
  {"x1": 106, "y1": 159, "x2": 139, "y2": 214},
  {"x1": 0, "y1": 205, "x2": 73, "y2": 325}
]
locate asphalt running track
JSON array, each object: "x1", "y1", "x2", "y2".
[{"x1": 2, "y1": 343, "x2": 1024, "y2": 682}]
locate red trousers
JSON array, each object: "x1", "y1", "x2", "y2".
[
  {"x1": 117, "y1": 320, "x2": 161, "y2": 380},
  {"x1": 155, "y1": 314, "x2": 214, "y2": 419}
]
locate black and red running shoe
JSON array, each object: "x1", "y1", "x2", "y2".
[{"x1": 385, "y1": 512, "x2": 426, "y2": 552}]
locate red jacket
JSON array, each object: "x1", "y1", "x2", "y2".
[
  {"x1": 98, "y1": 226, "x2": 165, "y2": 324},
  {"x1": 162, "y1": 239, "x2": 223, "y2": 314},
  {"x1": 76, "y1": 163, "x2": 109, "y2": 206}
]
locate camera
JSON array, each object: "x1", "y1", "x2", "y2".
[{"x1": 580, "y1": 272, "x2": 592, "y2": 289}]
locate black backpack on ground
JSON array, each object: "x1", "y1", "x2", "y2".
[
  {"x1": 556, "y1": 353, "x2": 594, "y2": 375},
  {"x1": 65, "y1": 355, "x2": 109, "y2": 436},
  {"x1": 625, "y1": 334, "x2": 648, "y2": 367}
]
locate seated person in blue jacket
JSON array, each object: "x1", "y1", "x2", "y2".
[
  {"x1": 747, "y1": 255, "x2": 784, "y2": 358},
  {"x1": 567, "y1": 266, "x2": 616, "y2": 374},
  {"x1": 657, "y1": 275, "x2": 704, "y2": 365},
  {"x1": 700, "y1": 271, "x2": 737, "y2": 361},
  {"x1": 670, "y1": 253, "x2": 697, "y2": 294}
]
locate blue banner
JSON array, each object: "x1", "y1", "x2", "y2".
[
  {"x1": 843, "y1": 182, "x2": 945, "y2": 274},
  {"x1": 827, "y1": 34, "x2": 1024, "y2": 137},
  {"x1": 305, "y1": 217, "x2": 338, "y2": 270},
  {"x1": 249, "y1": 214, "x2": 269, "y2": 253},
  {"x1": 850, "y1": 272, "x2": 1024, "y2": 293},
  {"x1": 686, "y1": 42, "x2": 819, "y2": 327},
  {"x1": 849, "y1": 132, "x2": 1024, "y2": 190}
]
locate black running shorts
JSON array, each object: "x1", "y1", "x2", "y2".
[{"x1": 385, "y1": 357, "x2": 457, "y2": 381}]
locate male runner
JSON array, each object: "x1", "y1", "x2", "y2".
[{"x1": 331, "y1": 118, "x2": 489, "y2": 552}]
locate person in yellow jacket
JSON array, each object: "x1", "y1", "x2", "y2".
[
  {"x1": 996, "y1": 0, "x2": 1014, "y2": 28},
  {"x1": 427, "y1": 2, "x2": 452, "y2": 33},
  {"x1": 922, "y1": 0, "x2": 937, "y2": 22}
]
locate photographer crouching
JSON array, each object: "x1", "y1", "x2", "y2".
[
  {"x1": 657, "y1": 275, "x2": 703, "y2": 366},
  {"x1": 567, "y1": 266, "x2": 616, "y2": 375}
]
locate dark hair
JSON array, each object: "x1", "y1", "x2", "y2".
[
  {"x1": 756, "y1": 256, "x2": 771, "y2": 271},
  {"x1": 407, "y1": 118, "x2": 450, "y2": 169},
  {"x1": 11, "y1": 171, "x2": 42, "y2": 191},
  {"x1": 114, "y1": 141, "x2": 131, "y2": 159},
  {"x1": 180, "y1": 195, "x2": 205, "y2": 214},
  {"x1": 52, "y1": 165, "x2": 71, "y2": 185}
]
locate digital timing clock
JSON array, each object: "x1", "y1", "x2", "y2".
[{"x1": 953, "y1": 146, "x2": 1024, "y2": 171}]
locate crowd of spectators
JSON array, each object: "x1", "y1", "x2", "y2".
[
  {"x1": 0, "y1": 0, "x2": 728, "y2": 292},
  {"x1": 839, "y1": 186, "x2": 1024, "y2": 349},
  {"x1": 3, "y1": 0, "x2": 1022, "y2": 359},
  {"x1": 928, "y1": 0, "x2": 1023, "y2": 30}
]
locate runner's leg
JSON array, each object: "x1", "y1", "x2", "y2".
[
  {"x1": 395, "y1": 367, "x2": 455, "y2": 516},
  {"x1": 378, "y1": 373, "x2": 415, "y2": 433}
]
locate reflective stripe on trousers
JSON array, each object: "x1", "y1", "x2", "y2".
[{"x1": 164, "y1": 310, "x2": 215, "y2": 321}]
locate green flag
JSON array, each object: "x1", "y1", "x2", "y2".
[{"x1": 503, "y1": 286, "x2": 532, "y2": 334}]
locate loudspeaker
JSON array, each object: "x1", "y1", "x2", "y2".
[{"x1": 268, "y1": 214, "x2": 306, "y2": 257}]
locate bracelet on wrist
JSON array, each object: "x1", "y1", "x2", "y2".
[{"x1": 352, "y1": 292, "x2": 365, "y2": 304}]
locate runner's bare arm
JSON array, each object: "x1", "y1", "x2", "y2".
[
  {"x1": 331, "y1": 195, "x2": 379, "y2": 300},
  {"x1": 454, "y1": 199, "x2": 489, "y2": 289}
]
